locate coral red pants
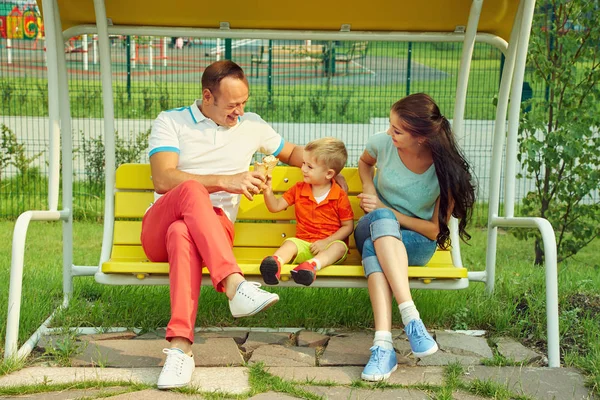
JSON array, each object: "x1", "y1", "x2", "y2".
[{"x1": 141, "y1": 180, "x2": 241, "y2": 343}]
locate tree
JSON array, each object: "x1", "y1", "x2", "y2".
[{"x1": 516, "y1": 0, "x2": 600, "y2": 264}]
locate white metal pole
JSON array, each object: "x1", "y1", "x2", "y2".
[
  {"x1": 93, "y1": 0, "x2": 116, "y2": 266},
  {"x1": 41, "y1": 0, "x2": 61, "y2": 212},
  {"x1": 7, "y1": 38, "x2": 12, "y2": 64},
  {"x1": 452, "y1": 0, "x2": 483, "y2": 137},
  {"x1": 52, "y1": 0, "x2": 75, "y2": 303},
  {"x1": 450, "y1": 0, "x2": 483, "y2": 270},
  {"x1": 4, "y1": 210, "x2": 66, "y2": 359},
  {"x1": 82, "y1": 34, "x2": 88, "y2": 70},
  {"x1": 162, "y1": 36, "x2": 167, "y2": 66},
  {"x1": 504, "y1": 0, "x2": 535, "y2": 218},
  {"x1": 216, "y1": 37, "x2": 221, "y2": 61},
  {"x1": 149, "y1": 38, "x2": 153, "y2": 70},
  {"x1": 485, "y1": 0, "x2": 523, "y2": 293},
  {"x1": 93, "y1": 34, "x2": 98, "y2": 64}
]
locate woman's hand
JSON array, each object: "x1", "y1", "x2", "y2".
[{"x1": 357, "y1": 193, "x2": 381, "y2": 213}]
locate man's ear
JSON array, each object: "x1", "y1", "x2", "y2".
[{"x1": 202, "y1": 88, "x2": 213, "y2": 104}]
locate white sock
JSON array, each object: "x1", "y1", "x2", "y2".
[
  {"x1": 308, "y1": 258, "x2": 322, "y2": 271},
  {"x1": 399, "y1": 300, "x2": 420, "y2": 326},
  {"x1": 373, "y1": 331, "x2": 394, "y2": 350}
]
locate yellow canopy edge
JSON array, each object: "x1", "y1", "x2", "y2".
[{"x1": 38, "y1": 0, "x2": 518, "y2": 42}]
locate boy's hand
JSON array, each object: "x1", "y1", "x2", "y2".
[
  {"x1": 309, "y1": 239, "x2": 329, "y2": 255},
  {"x1": 262, "y1": 174, "x2": 273, "y2": 193}
]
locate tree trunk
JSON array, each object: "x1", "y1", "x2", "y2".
[{"x1": 534, "y1": 237, "x2": 544, "y2": 265}]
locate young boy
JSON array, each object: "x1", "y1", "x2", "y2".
[{"x1": 260, "y1": 137, "x2": 354, "y2": 286}]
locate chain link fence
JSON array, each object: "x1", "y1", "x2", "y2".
[{"x1": 1, "y1": 30, "x2": 540, "y2": 223}]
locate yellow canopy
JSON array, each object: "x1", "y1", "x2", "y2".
[{"x1": 39, "y1": 0, "x2": 519, "y2": 41}]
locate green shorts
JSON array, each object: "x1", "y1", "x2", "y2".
[{"x1": 284, "y1": 237, "x2": 349, "y2": 264}]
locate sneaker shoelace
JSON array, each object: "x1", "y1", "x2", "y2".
[
  {"x1": 162, "y1": 348, "x2": 185, "y2": 376},
  {"x1": 239, "y1": 281, "x2": 270, "y2": 301},
  {"x1": 367, "y1": 346, "x2": 384, "y2": 368},
  {"x1": 407, "y1": 321, "x2": 429, "y2": 345}
]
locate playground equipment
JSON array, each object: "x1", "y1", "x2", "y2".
[{"x1": 5, "y1": 0, "x2": 560, "y2": 370}]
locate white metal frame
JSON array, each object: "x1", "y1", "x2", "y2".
[{"x1": 5, "y1": 0, "x2": 559, "y2": 368}]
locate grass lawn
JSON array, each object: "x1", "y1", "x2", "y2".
[{"x1": 0, "y1": 220, "x2": 598, "y2": 395}]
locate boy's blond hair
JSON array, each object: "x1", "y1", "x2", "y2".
[{"x1": 304, "y1": 137, "x2": 348, "y2": 175}]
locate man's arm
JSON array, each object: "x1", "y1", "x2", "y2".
[
  {"x1": 275, "y1": 141, "x2": 304, "y2": 168},
  {"x1": 150, "y1": 152, "x2": 266, "y2": 200}
]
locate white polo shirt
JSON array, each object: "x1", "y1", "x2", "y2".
[{"x1": 148, "y1": 100, "x2": 285, "y2": 221}]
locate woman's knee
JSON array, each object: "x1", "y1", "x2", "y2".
[
  {"x1": 369, "y1": 208, "x2": 396, "y2": 221},
  {"x1": 369, "y1": 209, "x2": 402, "y2": 242}
]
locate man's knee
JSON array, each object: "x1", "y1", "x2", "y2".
[{"x1": 166, "y1": 220, "x2": 190, "y2": 243}]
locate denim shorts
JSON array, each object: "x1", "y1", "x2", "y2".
[{"x1": 353, "y1": 208, "x2": 437, "y2": 277}]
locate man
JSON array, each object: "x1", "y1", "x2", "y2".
[{"x1": 141, "y1": 60, "x2": 305, "y2": 389}]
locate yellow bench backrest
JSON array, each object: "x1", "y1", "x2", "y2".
[{"x1": 113, "y1": 164, "x2": 365, "y2": 249}]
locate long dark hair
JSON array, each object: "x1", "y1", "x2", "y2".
[{"x1": 391, "y1": 93, "x2": 476, "y2": 249}]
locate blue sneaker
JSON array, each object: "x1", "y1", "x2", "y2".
[
  {"x1": 361, "y1": 345, "x2": 398, "y2": 381},
  {"x1": 405, "y1": 319, "x2": 438, "y2": 357}
]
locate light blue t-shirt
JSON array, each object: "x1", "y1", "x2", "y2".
[{"x1": 366, "y1": 132, "x2": 440, "y2": 220}]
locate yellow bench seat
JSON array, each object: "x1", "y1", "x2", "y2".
[{"x1": 99, "y1": 164, "x2": 468, "y2": 289}]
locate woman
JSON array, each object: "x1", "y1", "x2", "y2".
[{"x1": 355, "y1": 93, "x2": 476, "y2": 381}]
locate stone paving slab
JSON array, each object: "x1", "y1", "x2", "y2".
[
  {"x1": 435, "y1": 331, "x2": 493, "y2": 359},
  {"x1": 248, "y1": 392, "x2": 300, "y2": 399},
  {"x1": 107, "y1": 389, "x2": 200, "y2": 399},
  {"x1": 0, "y1": 367, "x2": 250, "y2": 395},
  {"x1": 0, "y1": 386, "x2": 127, "y2": 400},
  {"x1": 0, "y1": 367, "x2": 161, "y2": 387},
  {"x1": 189, "y1": 367, "x2": 250, "y2": 395},
  {"x1": 417, "y1": 351, "x2": 482, "y2": 366},
  {"x1": 78, "y1": 332, "x2": 138, "y2": 342},
  {"x1": 393, "y1": 335, "x2": 419, "y2": 366},
  {"x1": 193, "y1": 330, "x2": 249, "y2": 345},
  {"x1": 249, "y1": 345, "x2": 316, "y2": 367},
  {"x1": 319, "y1": 332, "x2": 372, "y2": 366},
  {"x1": 297, "y1": 330, "x2": 330, "y2": 348},
  {"x1": 463, "y1": 366, "x2": 594, "y2": 400},
  {"x1": 71, "y1": 338, "x2": 243, "y2": 367},
  {"x1": 266, "y1": 366, "x2": 445, "y2": 386},
  {"x1": 242, "y1": 332, "x2": 293, "y2": 352},
  {"x1": 299, "y1": 385, "x2": 431, "y2": 399},
  {"x1": 494, "y1": 337, "x2": 542, "y2": 364}
]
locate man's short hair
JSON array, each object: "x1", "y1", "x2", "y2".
[
  {"x1": 304, "y1": 137, "x2": 348, "y2": 175},
  {"x1": 202, "y1": 60, "x2": 248, "y2": 96}
]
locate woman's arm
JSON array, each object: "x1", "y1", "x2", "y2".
[
  {"x1": 388, "y1": 195, "x2": 455, "y2": 241},
  {"x1": 358, "y1": 150, "x2": 377, "y2": 195}
]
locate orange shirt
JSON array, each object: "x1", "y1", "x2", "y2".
[{"x1": 282, "y1": 181, "x2": 354, "y2": 243}]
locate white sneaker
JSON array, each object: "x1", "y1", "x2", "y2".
[
  {"x1": 229, "y1": 281, "x2": 279, "y2": 318},
  {"x1": 157, "y1": 348, "x2": 195, "y2": 390}
]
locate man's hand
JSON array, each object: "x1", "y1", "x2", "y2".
[
  {"x1": 309, "y1": 239, "x2": 330, "y2": 255},
  {"x1": 334, "y1": 174, "x2": 349, "y2": 192},
  {"x1": 357, "y1": 193, "x2": 382, "y2": 214},
  {"x1": 225, "y1": 171, "x2": 266, "y2": 200}
]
